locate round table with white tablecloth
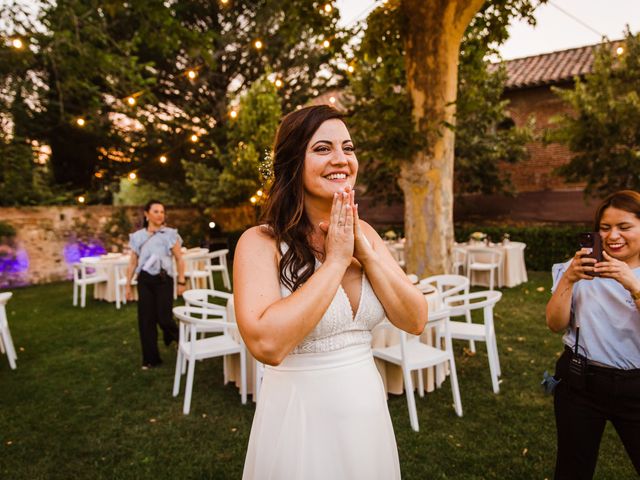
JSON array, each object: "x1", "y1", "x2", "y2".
[{"x1": 458, "y1": 241, "x2": 528, "y2": 288}]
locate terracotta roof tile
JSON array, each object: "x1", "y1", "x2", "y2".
[{"x1": 494, "y1": 40, "x2": 624, "y2": 90}]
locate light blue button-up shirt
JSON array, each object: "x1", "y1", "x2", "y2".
[
  {"x1": 129, "y1": 227, "x2": 182, "y2": 277},
  {"x1": 552, "y1": 260, "x2": 640, "y2": 369}
]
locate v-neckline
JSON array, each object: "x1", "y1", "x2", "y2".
[
  {"x1": 314, "y1": 256, "x2": 365, "y2": 321},
  {"x1": 339, "y1": 270, "x2": 365, "y2": 322}
]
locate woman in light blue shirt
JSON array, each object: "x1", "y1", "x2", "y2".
[
  {"x1": 546, "y1": 190, "x2": 640, "y2": 479},
  {"x1": 126, "y1": 200, "x2": 186, "y2": 369}
]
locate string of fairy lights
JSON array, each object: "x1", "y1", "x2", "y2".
[
  {"x1": 7, "y1": 1, "x2": 356, "y2": 205},
  {"x1": 9, "y1": 0, "x2": 623, "y2": 206}
]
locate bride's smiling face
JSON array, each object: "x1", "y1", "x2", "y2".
[{"x1": 302, "y1": 119, "x2": 358, "y2": 201}]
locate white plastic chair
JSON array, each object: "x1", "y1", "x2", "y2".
[
  {"x1": 72, "y1": 262, "x2": 108, "y2": 307},
  {"x1": 443, "y1": 290, "x2": 503, "y2": 393},
  {"x1": 172, "y1": 305, "x2": 247, "y2": 414},
  {"x1": 0, "y1": 292, "x2": 17, "y2": 370},
  {"x1": 372, "y1": 309, "x2": 462, "y2": 431},
  {"x1": 466, "y1": 247, "x2": 503, "y2": 290},
  {"x1": 205, "y1": 249, "x2": 231, "y2": 291},
  {"x1": 114, "y1": 260, "x2": 136, "y2": 309},
  {"x1": 452, "y1": 247, "x2": 467, "y2": 275},
  {"x1": 183, "y1": 255, "x2": 210, "y2": 290},
  {"x1": 419, "y1": 274, "x2": 475, "y2": 352}
]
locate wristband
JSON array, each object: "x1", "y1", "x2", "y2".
[
  {"x1": 631, "y1": 290, "x2": 640, "y2": 301},
  {"x1": 177, "y1": 280, "x2": 186, "y2": 286}
]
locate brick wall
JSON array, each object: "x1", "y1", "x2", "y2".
[
  {"x1": 0, "y1": 205, "x2": 254, "y2": 288},
  {"x1": 501, "y1": 83, "x2": 584, "y2": 192}
]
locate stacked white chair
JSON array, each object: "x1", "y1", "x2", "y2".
[
  {"x1": 172, "y1": 305, "x2": 247, "y2": 414},
  {"x1": 466, "y1": 247, "x2": 503, "y2": 290},
  {"x1": 72, "y1": 261, "x2": 108, "y2": 307},
  {"x1": 443, "y1": 290, "x2": 503, "y2": 393},
  {"x1": 372, "y1": 309, "x2": 462, "y2": 432},
  {"x1": 0, "y1": 292, "x2": 17, "y2": 370},
  {"x1": 205, "y1": 249, "x2": 231, "y2": 291}
]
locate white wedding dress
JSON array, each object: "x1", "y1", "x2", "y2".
[{"x1": 242, "y1": 254, "x2": 401, "y2": 480}]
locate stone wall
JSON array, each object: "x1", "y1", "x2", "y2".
[{"x1": 0, "y1": 205, "x2": 255, "y2": 288}]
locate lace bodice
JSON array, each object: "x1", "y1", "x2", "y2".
[{"x1": 280, "y1": 247, "x2": 386, "y2": 354}]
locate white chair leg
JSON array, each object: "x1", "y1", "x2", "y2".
[
  {"x1": 417, "y1": 369, "x2": 425, "y2": 397},
  {"x1": 73, "y1": 283, "x2": 78, "y2": 306},
  {"x1": 448, "y1": 357, "x2": 463, "y2": 417},
  {"x1": 183, "y1": 357, "x2": 196, "y2": 414},
  {"x1": 240, "y1": 350, "x2": 247, "y2": 405},
  {"x1": 466, "y1": 310, "x2": 476, "y2": 353},
  {"x1": 0, "y1": 334, "x2": 5, "y2": 354},
  {"x1": 115, "y1": 284, "x2": 121, "y2": 310},
  {"x1": 486, "y1": 336, "x2": 500, "y2": 394},
  {"x1": 207, "y1": 271, "x2": 215, "y2": 291},
  {"x1": 173, "y1": 350, "x2": 182, "y2": 397},
  {"x1": 222, "y1": 269, "x2": 231, "y2": 290},
  {"x1": 1, "y1": 328, "x2": 17, "y2": 370},
  {"x1": 402, "y1": 366, "x2": 419, "y2": 432},
  {"x1": 80, "y1": 284, "x2": 87, "y2": 308},
  {"x1": 490, "y1": 330, "x2": 502, "y2": 377}
]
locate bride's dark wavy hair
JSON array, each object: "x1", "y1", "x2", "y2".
[{"x1": 261, "y1": 105, "x2": 345, "y2": 291}]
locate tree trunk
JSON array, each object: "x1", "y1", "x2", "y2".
[{"x1": 400, "y1": 0, "x2": 485, "y2": 277}]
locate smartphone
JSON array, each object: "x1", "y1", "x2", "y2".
[{"x1": 578, "y1": 232, "x2": 603, "y2": 276}]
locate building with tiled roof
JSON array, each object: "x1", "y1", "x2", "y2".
[{"x1": 458, "y1": 40, "x2": 626, "y2": 223}]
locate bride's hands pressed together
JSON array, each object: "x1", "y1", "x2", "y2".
[{"x1": 324, "y1": 190, "x2": 355, "y2": 269}]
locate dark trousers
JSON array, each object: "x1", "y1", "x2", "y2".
[
  {"x1": 136, "y1": 270, "x2": 178, "y2": 366},
  {"x1": 553, "y1": 348, "x2": 640, "y2": 479}
]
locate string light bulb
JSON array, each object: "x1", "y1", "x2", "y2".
[
  {"x1": 77, "y1": 195, "x2": 86, "y2": 204},
  {"x1": 190, "y1": 134, "x2": 198, "y2": 142},
  {"x1": 187, "y1": 69, "x2": 197, "y2": 79},
  {"x1": 159, "y1": 155, "x2": 167, "y2": 164},
  {"x1": 220, "y1": 0, "x2": 228, "y2": 4},
  {"x1": 254, "y1": 40, "x2": 263, "y2": 50},
  {"x1": 76, "y1": 118, "x2": 86, "y2": 127},
  {"x1": 126, "y1": 96, "x2": 136, "y2": 106},
  {"x1": 230, "y1": 110, "x2": 238, "y2": 119},
  {"x1": 11, "y1": 38, "x2": 23, "y2": 49},
  {"x1": 324, "y1": 3, "x2": 332, "y2": 13},
  {"x1": 250, "y1": 196, "x2": 257, "y2": 204},
  {"x1": 322, "y1": 39, "x2": 330, "y2": 48},
  {"x1": 616, "y1": 46, "x2": 624, "y2": 55},
  {"x1": 347, "y1": 65, "x2": 355, "y2": 73},
  {"x1": 209, "y1": 221, "x2": 216, "y2": 229},
  {"x1": 256, "y1": 189, "x2": 263, "y2": 197},
  {"x1": 274, "y1": 79, "x2": 283, "y2": 88},
  {"x1": 329, "y1": 96, "x2": 336, "y2": 104},
  {"x1": 128, "y1": 172, "x2": 137, "y2": 180}
]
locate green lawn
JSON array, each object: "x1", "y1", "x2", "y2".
[{"x1": 0, "y1": 272, "x2": 636, "y2": 479}]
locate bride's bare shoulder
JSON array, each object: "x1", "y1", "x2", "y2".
[{"x1": 236, "y1": 225, "x2": 278, "y2": 257}]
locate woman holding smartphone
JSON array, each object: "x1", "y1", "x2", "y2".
[{"x1": 546, "y1": 190, "x2": 640, "y2": 478}]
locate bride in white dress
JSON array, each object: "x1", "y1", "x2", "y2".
[{"x1": 234, "y1": 105, "x2": 428, "y2": 480}]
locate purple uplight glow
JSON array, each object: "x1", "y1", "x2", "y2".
[
  {"x1": 63, "y1": 239, "x2": 107, "y2": 264},
  {"x1": 0, "y1": 247, "x2": 29, "y2": 274}
]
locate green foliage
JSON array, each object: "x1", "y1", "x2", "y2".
[
  {"x1": 454, "y1": 223, "x2": 589, "y2": 271},
  {"x1": 112, "y1": 177, "x2": 188, "y2": 207},
  {"x1": 101, "y1": 207, "x2": 133, "y2": 250},
  {"x1": 183, "y1": 76, "x2": 281, "y2": 208},
  {"x1": 1, "y1": 0, "x2": 345, "y2": 203},
  {"x1": 455, "y1": 39, "x2": 533, "y2": 195},
  {"x1": 0, "y1": 221, "x2": 17, "y2": 238},
  {"x1": 347, "y1": 1, "x2": 539, "y2": 204},
  {"x1": 548, "y1": 29, "x2": 640, "y2": 195}
]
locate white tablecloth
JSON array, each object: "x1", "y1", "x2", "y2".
[
  {"x1": 458, "y1": 241, "x2": 528, "y2": 288},
  {"x1": 79, "y1": 248, "x2": 209, "y2": 303}
]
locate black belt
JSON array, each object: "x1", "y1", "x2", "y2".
[{"x1": 563, "y1": 345, "x2": 640, "y2": 378}]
